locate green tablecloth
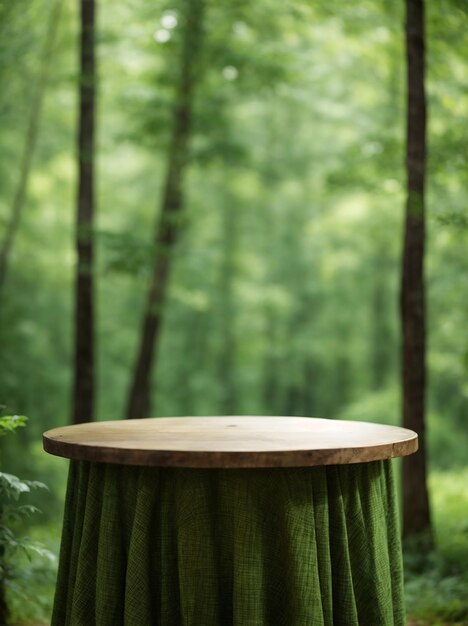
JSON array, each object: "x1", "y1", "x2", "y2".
[{"x1": 52, "y1": 460, "x2": 405, "y2": 626}]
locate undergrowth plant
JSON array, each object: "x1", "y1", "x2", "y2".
[{"x1": 0, "y1": 414, "x2": 55, "y2": 625}]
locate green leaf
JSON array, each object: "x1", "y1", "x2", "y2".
[
  {"x1": 25, "y1": 480, "x2": 48, "y2": 492},
  {"x1": 0, "y1": 473, "x2": 48, "y2": 500},
  {"x1": 0, "y1": 525, "x2": 20, "y2": 549},
  {"x1": 1, "y1": 504, "x2": 41, "y2": 523},
  {"x1": 0, "y1": 415, "x2": 28, "y2": 436},
  {"x1": 20, "y1": 543, "x2": 56, "y2": 563},
  {"x1": 0, "y1": 473, "x2": 31, "y2": 499}
]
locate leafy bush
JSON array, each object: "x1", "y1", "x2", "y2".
[
  {"x1": 405, "y1": 560, "x2": 468, "y2": 623},
  {"x1": 405, "y1": 468, "x2": 468, "y2": 625},
  {"x1": 0, "y1": 415, "x2": 56, "y2": 624}
]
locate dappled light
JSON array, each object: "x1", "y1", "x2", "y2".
[{"x1": 0, "y1": 0, "x2": 467, "y2": 623}]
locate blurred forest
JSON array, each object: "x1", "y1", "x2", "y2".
[{"x1": 0, "y1": 0, "x2": 467, "y2": 623}]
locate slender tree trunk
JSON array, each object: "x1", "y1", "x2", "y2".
[
  {"x1": 401, "y1": 0, "x2": 432, "y2": 542},
  {"x1": 125, "y1": 0, "x2": 205, "y2": 419},
  {"x1": 0, "y1": 0, "x2": 63, "y2": 292},
  {"x1": 72, "y1": 0, "x2": 96, "y2": 424}
]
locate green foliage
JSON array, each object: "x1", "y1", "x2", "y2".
[
  {"x1": 0, "y1": 0, "x2": 466, "y2": 436},
  {"x1": 405, "y1": 469, "x2": 468, "y2": 623},
  {"x1": 0, "y1": 415, "x2": 56, "y2": 623},
  {"x1": 0, "y1": 474, "x2": 47, "y2": 501},
  {"x1": 99, "y1": 229, "x2": 154, "y2": 276},
  {"x1": 406, "y1": 567, "x2": 468, "y2": 623},
  {"x1": 7, "y1": 559, "x2": 57, "y2": 624},
  {"x1": 0, "y1": 415, "x2": 27, "y2": 437}
]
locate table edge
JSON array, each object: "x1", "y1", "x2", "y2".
[{"x1": 42, "y1": 434, "x2": 418, "y2": 468}]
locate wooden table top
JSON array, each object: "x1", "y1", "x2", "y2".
[{"x1": 43, "y1": 416, "x2": 418, "y2": 468}]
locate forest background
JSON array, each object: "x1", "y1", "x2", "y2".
[{"x1": 0, "y1": 0, "x2": 467, "y2": 624}]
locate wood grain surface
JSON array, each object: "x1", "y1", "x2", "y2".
[{"x1": 43, "y1": 416, "x2": 418, "y2": 468}]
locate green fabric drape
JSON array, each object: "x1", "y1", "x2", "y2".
[{"x1": 52, "y1": 460, "x2": 405, "y2": 626}]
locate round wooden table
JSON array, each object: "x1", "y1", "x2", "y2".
[
  {"x1": 43, "y1": 415, "x2": 417, "y2": 467},
  {"x1": 44, "y1": 416, "x2": 417, "y2": 626}
]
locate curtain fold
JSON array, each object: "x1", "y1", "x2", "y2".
[{"x1": 52, "y1": 460, "x2": 405, "y2": 626}]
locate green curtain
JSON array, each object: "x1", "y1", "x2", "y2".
[{"x1": 52, "y1": 460, "x2": 405, "y2": 626}]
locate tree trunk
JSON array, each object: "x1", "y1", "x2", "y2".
[
  {"x1": 401, "y1": 0, "x2": 432, "y2": 543},
  {"x1": 0, "y1": 0, "x2": 63, "y2": 292},
  {"x1": 72, "y1": 0, "x2": 96, "y2": 424},
  {"x1": 125, "y1": 0, "x2": 205, "y2": 419}
]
